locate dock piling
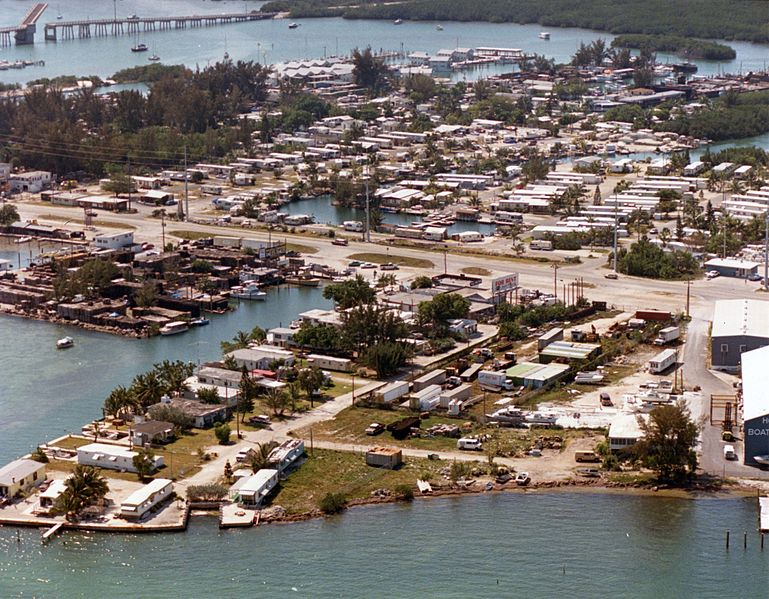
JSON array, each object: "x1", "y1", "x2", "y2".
[{"x1": 726, "y1": 530, "x2": 730, "y2": 549}]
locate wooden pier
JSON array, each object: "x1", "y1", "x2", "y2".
[{"x1": 43, "y1": 11, "x2": 277, "y2": 42}]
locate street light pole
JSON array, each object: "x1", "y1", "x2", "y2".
[
  {"x1": 764, "y1": 209, "x2": 768, "y2": 292},
  {"x1": 612, "y1": 194, "x2": 618, "y2": 273}
]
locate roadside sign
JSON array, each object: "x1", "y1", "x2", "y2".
[{"x1": 491, "y1": 273, "x2": 519, "y2": 294}]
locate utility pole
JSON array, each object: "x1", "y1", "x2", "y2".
[
  {"x1": 612, "y1": 194, "x2": 619, "y2": 273},
  {"x1": 764, "y1": 209, "x2": 768, "y2": 292},
  {"x1": 443, "y1": 246, "x2": 447, "y2": 274},
  {"x1": 364, "y1": 167, "x2": 371, "y2": 243},
  {"x1": 685, "y1": 278, "x2": 691, "y2": 317},
  {"x1": 183, "y1": 145, "x2": 189, "y2": 221},
  {"x1": 161, "y1": 211, "x2": 166, "y2": 250},
  {"x1": 552, "y1": 264, "x2": 558, "y2": 300},
  {"x1": 127, "y1": 158, "x2": 131, "y2": 212}
]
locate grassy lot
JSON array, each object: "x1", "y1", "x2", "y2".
[
  {"x1": 269, "y1": 449, "x2": 445, "y2": 514},
  {"x1": 461, "y1": 267, "x2": 491, "y2": 276},
  {"x1": 50, "y1": 436, "x2": 92, "y2": 450},
  {"x1": 300, "y1": 406, "x2": 467, "y2": 452},
  {"x1": 168, "y1": 229, "x2": 211, "y2": 240},
  {"x1": 285, "y1": 242, "x2": 319, "y2": 254},
  {"x1": 347, "y1": 252, "x2": 434, "y2": 269},
  {"x1": 152, "y1": 428, "x2": 222, "y2": 480}
]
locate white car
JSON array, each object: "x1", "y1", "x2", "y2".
[{"x1": 706, "y1": 270, "x2": 720, "y2": 279}]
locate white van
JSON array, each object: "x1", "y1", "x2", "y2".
[
  {"x1": 457, "y1": 437, "x2": 483, "y2": 451},
  {"x1": 723, "y1": 445, "x2": 737, "y2": 460}
]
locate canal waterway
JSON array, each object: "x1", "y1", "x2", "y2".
[
  {"x1": 282, "y1": 194, "x2": 497, "y2": 235},
  {"x1": 0, "y1": 0, "x2": 767, "y2": 86},
  {"x1": 0, "y1": 285, "x2": 332, "y2": 464},
  {"x1": 0, "y1": 491, "x2": 767, "y2": 597}
]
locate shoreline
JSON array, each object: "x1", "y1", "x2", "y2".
[
  {"x1": 0, "y1": 305, "x2": 147, "y2": 339},
  {"x1": 3, "y1": 477, "x2": 752, "y2": 536}
]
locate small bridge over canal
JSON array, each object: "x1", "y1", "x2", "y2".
[
  {"x1": 0, "y1": 3, "x2": 48, "y2": 47},
  {"x1": 43, "y1": 11, "x2": 278, "y2": 42}
]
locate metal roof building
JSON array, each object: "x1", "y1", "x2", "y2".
[
  {"x1": 739, "y1": 346, "x2": 769, "y2": 466},
  {"x1": 711, "y1": 299, "x2": 769, "y2": 372}
]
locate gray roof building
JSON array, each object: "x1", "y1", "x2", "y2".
[{"x1": 711, "y1": 299, "x2": 769, "y2": 372}]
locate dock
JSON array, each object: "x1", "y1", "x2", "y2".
[
  {"x1": 41, "y1": 521, "x2": 64, "y2": 543},
  {"x1": 760, "y1": 497, "x2": 769, "y2": 531},
  {"x1": 43, "y1": 11, "x2": 278, "y2": 42},
  {"x1": 219, "y1": 503, "x2": 256, "y2": 528}
]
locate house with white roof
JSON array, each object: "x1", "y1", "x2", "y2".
[{"x1": 711, "y1": 299, "x2": 769, "y2": 371}]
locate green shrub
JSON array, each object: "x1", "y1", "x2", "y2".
[
  {"x1": 393, "y1": 484, "x2": 414, "y2": 501},
  {"x1": 318, "y1": 492, "x2": 348, "y2": 514}
]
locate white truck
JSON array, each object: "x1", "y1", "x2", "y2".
[
  {"x1": 530, "y1": 239, "x2": 553, "y2": 251},
  {"x1": 654, "y1": 326, "x2": 680, "y2": 346},
  {"x1": 343, "y1": 220, "x2": 364, "y2": 232},
  {"x1": 457, "y1": 437, "x2": 483, "y2": 451},
  {"x1": 478, "y1": 370, "x2": 515, "y2": 392}
]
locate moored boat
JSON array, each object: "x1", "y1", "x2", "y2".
[
  {"x1": 131, "y1": 43, "x2": 148, "y2": 53},
  {"x1": 159, "y1": 321, "x2": 188, "y2": 336},
  {"x1": 190, "y1": 317, "x2": 210, "y2": 327},
  {"x1": 56, "y1": 336, "x2": 74, "y2": 349},
  {"x1": 539, "y1": 32, "x2": 551, "y2": 40},
  {"x1": 515, "y1": 472, "x2": 530, "y2": 486},
  {"x1": 230, "y1": 282, "x2": 267, "y2": 300},
  {"x1": 285, "y1": 275, "x2": 321, "y2": 287}
]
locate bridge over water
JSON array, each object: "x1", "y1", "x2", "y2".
[
  {"x1": 43, "y1": 11, "x2": 278, "y2": 42},
  {"x1": 0, "y1": 3, "x2": 48, "y2": 47}
]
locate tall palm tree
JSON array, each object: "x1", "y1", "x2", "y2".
[
  {"x1": 56, "y1": 465, "x2": 109, "y2": 521},
  {"x1": 247, "y1": 441, "x2": 279, "y2": 474},
  {"x1": 131, "y1": 371, "x2": 164, "y2": 408},
  {"x1": 103, "y1": 385, "x2": 137, "y2": 419}
]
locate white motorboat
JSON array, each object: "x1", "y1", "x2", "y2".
[
  {"x1": 230, "y1": 282, "x2": 267, "y2": 300},
  {"x1": 436, "y1": 24, "x2": 443, "y2": 31},
  {"x1": 515, "y1": 472, "x2": 531, "y2": 486},
  {"x1": 754, "y1": 455, "x2": 769, "y2": 466},
  {"x1": 539, "y1": 32, "x2": 551, "y2": 40},
  {"x1": 159, "y1": 321, "x2": 189, "y2": 336},
  {"x1": 56, "y1": 336, "x2": 74, "y2": 349},
  {"x1": 393, "y1": 18, "x2": 403, "y2": 25}
]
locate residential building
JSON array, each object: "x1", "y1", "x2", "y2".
[
  {"x1": 608, "y1": 414, "x2": 646, "y2": 453},
  {"x1": 227, "y1": 346, "x2": 295, "y2": 370},
  {"x1": 232, "y1": 469, "x2": 279, "y2": 506},
  {"x1": 162, "y1": 397, "x2": 230, "y2": 428},
  {"x1": 268, "y1": 439, "x2": 305, "y2": 473},
  {"x1": 120, "y1": 478, "x2": 173, "y2": 519},
  {"x1": 94, "y1": 232, "x2": 135, "y2": 251},
  {"x1": 77, "y1": 443, "x2": 164, "y2": 473},
  {"x1": 9, "y1": 170, "x2": 51, "y2": 193},
  {"x1": 0, "y1": 459, "x2": 46, "y2": 498},
  {"x1": 131, "y1": 420, "x2": 176, "y2": 447},
  {"x1": 703, "y1": 258, "x2": 760, "y2": 279}
]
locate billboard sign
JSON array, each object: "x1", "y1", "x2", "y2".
[{"x1": 491, "y1": 273, "x2": 519, "y2": 294}]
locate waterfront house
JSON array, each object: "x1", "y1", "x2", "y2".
[
  {"x1": 120, "y1": 478, "x2": 173, "y2": 520},
  {"x1": 39, "y1": 479, "x2": 66, "y2": 511},
  {"x1": 77, "y1": 443, "x2": 164, "y2": 473},
  {"x1": 268, "y1": 439, "x2": 305, "y2": 474},
  {"x1": 0, "y1": 459, "x2": 46, "y2": 499},
  {"x1": 131, "y1": 420, "x2": 176, "y2": 447},
  {"x1": 227, "y1": 346, "x2": 295, "y2": 370},
  {"x1": 231, "y1": 469, "x2": 279, "y2": 506},
  {"x1": 608, "y1": 414, "x2": 646, "y2": 453},
  {"x1": 161, "y1": 397, "x2": 230, "y2": 428}
]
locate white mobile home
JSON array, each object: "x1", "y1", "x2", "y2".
[
  {"x1": 77, "y1": 443, "x2": 164, "y2": 473},
  {"x1": 307, "y1": 354, "x2": 353, "y2": 372},
  {"x1": 120, "y1": 478, "x2": 173, "y2": 520},
  {"x1": 649, "y1": 349, "x2": 677, "y2": 374},
  {"x1": 233, "y1": 469, "x2": 279, "y2": 506}
]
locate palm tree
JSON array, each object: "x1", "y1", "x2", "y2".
[
  {"x1": 103, "y1": 385, "x2": 137, "y2": 419},
  {"x1": 56, "y1": 465, "x2": 109, "y2": 521},
  {"x1": 264, "y1": 388, "x2": 288, "y2": 418},
  {"x1": 247, "y1": 441, "x2": 279, "y2": 474},
  {"x1": 130, "y1": 371, "x2": 164, "y2": 408},
  {"x1": 154, "y1": 360, "x2": 193, "y2": 396},
  {"x1": 286, "y1": 382, "x2": 303, "y2": 413}
]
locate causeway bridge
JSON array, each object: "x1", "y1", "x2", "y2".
[
  {"x1": 43, "y1": 11, "x2": 278, "y2": 42},
  {"x1": 0, "y1": 3, "x2": 48, "y2": 47}
]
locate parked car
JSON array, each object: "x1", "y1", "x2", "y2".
[
  {"x1": 748, "y1": 272, "x2": 762, "y2": 281},
  {"x1": 380, "y1": 262, "x2": 399, "y2": 271},
  {"x1": 248, "y1": 415, "x2": 272, "y2": 427},
  {"x1": 365, "y1": 422, "x2": 385, "y2": 436},
  {"x1": 235, "y1": 448, "x2": 255, "y2": 463},
  {"x1": 332, "y1": 238, "x2": 349, "y2": 246},
  {"x1": 706, "y1": 270, "x2": 720, "y2": 279},
  {"x1": 604, "y1": 272, "x2": 618, "y2": 280},
  {"x1": 361, "y1": 262, "x2": 376, "y2": 269},
  {"x1": 600, "y1": 392, "x2": 613, "y2": 407},
  {"x1": 348, "y1": 260, "x2": 361, "y2": 267}
]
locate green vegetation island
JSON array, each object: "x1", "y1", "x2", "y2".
[
  {"x1": 261, "y1": 0, "x2": 769, "y2": 44},
  {"x1": 611, "y1": 35, "x2": 737, "y2": 61}
]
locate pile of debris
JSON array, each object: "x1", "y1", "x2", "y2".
[{"x1": 424, "y1": 423, "x2": 460, "y2": 438}]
